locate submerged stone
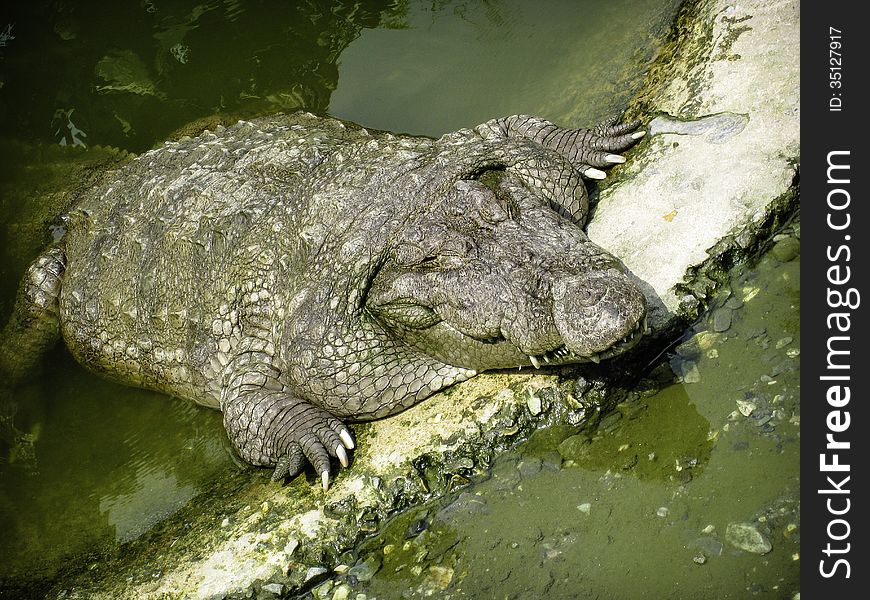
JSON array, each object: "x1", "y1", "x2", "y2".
[
  {"x1": 771, "y1": 237, "x2": 799, "y2": 262},
  {"x1": 711, "y1": 307, "x2": 733, "y2": 332},
  {"x1": 520, "y1": 425, "x2": 579, "y2": 459},
  {"x1": 689, "y1": 535, "x2": 724, "y2": 557},
  {"x1": 330, "y1": 583, "x2": 351, "y2": 600},
  {"x1": 557, "y1": 435, "x2": 592, "y2": 461},
  {"x1": 348, "y1": 554, "x2": 382, "y2": 583},
  {"x1": 725, "y1": 522, "x2": 772, "y2": 554},
  {"x1": 425, "y1": 565, "x2": 454, "y2": 590}
]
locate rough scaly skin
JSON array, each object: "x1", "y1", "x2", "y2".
[{"x1": 0, "y1": 112, "x2": 647, "y2": 487}]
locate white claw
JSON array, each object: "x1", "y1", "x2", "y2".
[
  {"x1": 588, "y1": 354, "x2": 601, "y2": 364},
  {"x1": 339, "y1": 429, "x2": 355, "y2": 449},
  {"x1": 631, "y1": 131, "x2": 646, "y2": 140},
  {"x1": 336, "y1": 444, "x2": 348, "y2": 468},
  {"x1": 529, "y1": 355, "x2": 541, "y2": 369},
  {"x1": 605, "y1": 154, "x2": 626, "y2": 164},
  {"x1": 584, "y1": 168, "x2": 607, "y2": 180},
  {"x1": 321, "y1": 471, "x2": 330, "y2": 491}
]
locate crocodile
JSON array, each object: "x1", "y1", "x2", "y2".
[{"x1": 0, "y1": 112, "x2": 647, "y2": 489}]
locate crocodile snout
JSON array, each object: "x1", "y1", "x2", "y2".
[{"x1": 551, "y1": 269, "x2": 646, "y2": 357}]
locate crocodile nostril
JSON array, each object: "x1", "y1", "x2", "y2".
[
  {"x1": 575, "y1": 288, "x2": 596, "y2": 307},
  {"x1": 574, "y1": 284, "x2": 605, "y2": 308},
  {"x1": 553, "y1": 276, "x2": 605, "y2": 308}
]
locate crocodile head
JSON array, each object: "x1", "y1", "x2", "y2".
[{"x1": 366, "y1": 174, "x2": 647, "y2": 371}]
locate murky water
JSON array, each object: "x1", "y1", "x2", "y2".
[
  {"x1": 2, "y1": 0, "x2": 801, "y2": 596},
  {"x1": 324, "y1": 226, "x2": 800, "y2": 599}
]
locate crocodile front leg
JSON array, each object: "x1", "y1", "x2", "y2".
[
  {"x1": 223, "y1": 385, "x2": 355, "y2": 490},
  {"x1": 475, "y1": 115, "x2": 645, "y2": 224},
  {"x1": 480, "y1": 114, "x2": 644, "y2": 176}
]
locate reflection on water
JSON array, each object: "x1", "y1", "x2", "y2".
[
  {"x1": 0, "y1": 348, "x2": 234, "y2": 582},
  {"x1": 330, "y1": 0, "x2": 675, "y2": 136},
  {"x1": 0, "y1": 0, "x2": 680, "y2": 592}
]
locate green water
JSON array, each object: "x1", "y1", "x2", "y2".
[
  {"x1": 2, "y1": 0, "x2": 794, "y2": 595},
  {"x1": 332, "y1": 232, "x2": 801, "y2": 600}
]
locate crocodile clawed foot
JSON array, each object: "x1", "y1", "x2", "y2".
[
  {"x1": 576, "y1": 116, "x2": 645, "y2": 180},
  {"x1": 269, "y1": 415, "x2": 356, "y2": 491},
  {"x1": 224, "y1": 390, "x2": 356, "y2": 490}
]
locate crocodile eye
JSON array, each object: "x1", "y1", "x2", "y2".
[
  {"x1": 371, "y1": 301, "x2": 442, "y2": 330},
  {"x1": 394, "y1": 243, "x2": 426, "y2": 267},
  {"x1": 417, "y1": 255, "x2": 442, "y2": 270}
]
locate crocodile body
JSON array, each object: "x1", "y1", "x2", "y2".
[{"x1": 1, "y1": 112, "x2": 647, "y2": 487}]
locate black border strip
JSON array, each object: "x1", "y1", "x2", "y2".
[{"x1": 802, "y1": 3, "x2": 869, "y2": 596}]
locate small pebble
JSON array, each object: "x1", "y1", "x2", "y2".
[
  {"x1": 725, "y1": 522, "x2": 772, "y2": 554},
  {"x1": 312, "y1": 580, "x2": 333, "y2": 600},
  {"x1": 711, "y1": 307, "x2": 732, "y2": 332},
  {"x1": 725, "y1": 295, "x2": 744, "y2": 309},
  {"x1": 680, "y1": 362, "x2": 702, "y2": 384},
  {"x1": 262, "y1": 583, "x2": 284, "y2": 595},
  {"x1": 775, "y1": 336, "x2": 793, "y2": 349},
  {"x1": 306, "y1": 566, "x2": 328, "y2": 582},
  {"x1": 426, "y1": 565, "x2": 454, "y2": 590},
  {"x1": 349, "y1": 554, "x2": 383, "y2": 583},
  {"x1": 736, "y1": 400, "x2": 756, "y2": 416},
  {"x1": 331, "y1": 584, "x2": 351, "y2": 600},
  {"x1": 656, "y1": 507, "x2": 669, "y2": 518},
  {"x1": 771, "y1": 237, "x2": 800, "y2": 262}
]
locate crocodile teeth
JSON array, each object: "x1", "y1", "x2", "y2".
[
  {"x1": 529, "y1": 355, "x2": 541, "y2": 369},
  {"x1": 588, "y1": 354, "x2": 601, "y2": 364}
]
